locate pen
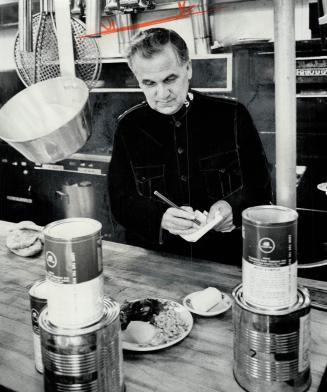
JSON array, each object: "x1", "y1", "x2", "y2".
[{"x1": 153, "y1": 190, "x2": 201, "y2": 226}]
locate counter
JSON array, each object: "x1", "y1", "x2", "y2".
[{"x1": 1, "y1": 220, "x2": 327, "y2": 391}]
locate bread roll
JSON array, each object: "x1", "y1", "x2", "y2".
[{"x1": 6, "y1": 221, "x2": 44, "y2": 257}]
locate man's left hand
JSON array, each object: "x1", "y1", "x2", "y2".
[{"x1": 207, "y1": 200, "x2": 235, "y2": 232}]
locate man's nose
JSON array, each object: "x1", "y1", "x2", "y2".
[{"x1": 156, "y1": 83, "x2": 170, "y2": 99}]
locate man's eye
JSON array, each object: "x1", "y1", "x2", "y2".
[
  {"x1": 165, "y1": 76, "x2": 177, "y2": 83},
  {"x1": 143, "y1": 81, "x2": 155, "y2": 87}
]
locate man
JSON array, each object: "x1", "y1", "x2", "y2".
[{"x1": 108, "y1": 28, "x2": 272, "y2": 264}]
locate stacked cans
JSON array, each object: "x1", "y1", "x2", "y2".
[
  {"x1": 29, "y1": 218, "x2": 124, "y2": 392},
  {"x1": 233, "y1": 205, "x2": 311, "y2": 392}
]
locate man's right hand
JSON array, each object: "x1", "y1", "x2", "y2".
[{"x1": 161, "y1": 206, "x2": 198, "y2": 236}]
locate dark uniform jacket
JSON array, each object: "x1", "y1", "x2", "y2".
[{"x1": 108, "y1": 91, "x2": 272, "y2": 264}]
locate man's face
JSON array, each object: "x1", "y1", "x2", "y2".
[{"x1": 131, "y1": 45, "x2": 192, "y2": 115}]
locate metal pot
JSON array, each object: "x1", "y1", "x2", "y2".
[
  {"x1": 55, "y1": 181, "x2": 96, "y2": 218},
  {"x1": 0, "y1": 76, "x2": 91, "y2": 164}
]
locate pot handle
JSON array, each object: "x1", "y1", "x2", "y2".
[
  {"x1": 54, "y1": 0, "x2": 75, "y2": 78},
  {"x1": 55, "y1": 190, "x2": 69, "y2": 202}
]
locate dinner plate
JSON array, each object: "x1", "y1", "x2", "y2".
[
  {"x1": 182, "y1": 291, "x2": 232, "y2": 317},
  {"x1": 121, "y1": 298, "x2": 193, "y2": 352}
]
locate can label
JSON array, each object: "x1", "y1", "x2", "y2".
[
  {"x1": 31, "y1": 299, "x2": 46, "y2": 335},
  {"x1": 242, "y1": 260, "x2": 297, "y2": 308},
  {"x1": 29, "y1": 280, "x2": 48, "y2": 374},
  {"x1": 243, "y1": 224, "x2": 296, "y2": 267},
  {"x1": 45, "y1": 238, "x2": 102, "y2": 284},
  {"x1": 242, "y1": 206, "x2": 298, "y2": 309},
  {"x1": 29, "y1": 283, "x2": 48, "y2": 335}
]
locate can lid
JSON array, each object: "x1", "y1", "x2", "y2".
[
  {"x1": 44, "y1": 218, "x2": 102, "y2": 240},
  {"x1": 39, "y1": 297, "x2": 120, "y2": 335},
  {"x1": 232, "y1": 284, "x2": 310, "y2": 315},
  {"x1": 28, "y1": 279, "x2": 49, "y2": 299},
  {"x1": 242, "y1": 205, "x2": 298, "y2": 226}
]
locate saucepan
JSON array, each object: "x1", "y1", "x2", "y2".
[
  {"x1": 0, "y1": 76, "x2": 91, "y2": 164},
  {"x1": 0, "y1": 0, "x2": 93, "y2": 164}
]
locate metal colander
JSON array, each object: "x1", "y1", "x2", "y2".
[{"x1": 14, "y1": 9, "x2": 101, "y2": 89}]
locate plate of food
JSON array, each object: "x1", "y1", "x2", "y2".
[
  {"x1": 120, "y1": 298, "x2": 193, "y2": 351},
  {"x1": 183, "y1": 287, "x2": 232, "y2": 317}
]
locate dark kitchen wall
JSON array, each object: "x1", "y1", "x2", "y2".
[
  {"x1": 0, "y1": 70, "x2": 24, "y2": 109},
  {"x1": 80, "y1": 92, "x2": 144, "y2": 155},
  {"x1": 232, "y1": 39, "x2": 327, "y2": 268}
]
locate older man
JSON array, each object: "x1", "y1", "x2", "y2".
[{"x1": 108, "y1": 28, "x2": 272, "y2": 263}]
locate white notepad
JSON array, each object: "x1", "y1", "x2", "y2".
[{"x1": 181, "y1": 211, "x2": 223, "y2": 242}]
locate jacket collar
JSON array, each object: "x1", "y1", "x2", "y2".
[{"x1": 146, "y1": 90, "x2": 194, "y2": 123}]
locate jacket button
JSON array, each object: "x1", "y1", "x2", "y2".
[
  {"x1": 175, "y1": 120, "x2": 182, "y2": 127},
  {"x1": 177, "y1": 147, "x2": 184, "y2": 154},
  {"x1": 180, "y1": 175, "x2": 187, "y2": 182}
]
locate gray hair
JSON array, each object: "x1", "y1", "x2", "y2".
[{"x1": 125, "y1": 28, "x2": 189, "y2": 69}]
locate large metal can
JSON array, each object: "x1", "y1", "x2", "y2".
[
  {"x1": 242, "y1": 205, "x2": 298, "y2": 310},
  {"x1": 39, "y1": 297, "x2": 124, "y2": 392},
  {"x1": 233, "y1": 284, "x2": 311, "y2": 392},
  {"x1": 44, "y1": 218, "x2": 104, "y2": 328}
]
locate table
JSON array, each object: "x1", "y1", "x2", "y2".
[{"x1": 1, "y1": 220, "x2": 327, "y2": 392}]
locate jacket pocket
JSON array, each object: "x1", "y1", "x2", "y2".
[
  {"x1": 133, "y1": 164, "x2": 166, "y2": 199},
  {"x1": 199, "y1": 150, "x2": 243, "y2": 200}
]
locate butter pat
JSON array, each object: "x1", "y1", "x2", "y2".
[{"x1": 191, "y1": 287, "x2": 222, "y2": 312}]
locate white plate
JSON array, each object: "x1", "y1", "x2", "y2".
[
  {"x1": 121, "y1": 298, "x2": 193, "y2": 352},
  {"x1": 183, "y1": 291, "x2": 232, "y2": 317}
]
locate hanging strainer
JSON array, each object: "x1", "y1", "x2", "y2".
[{"x1": 14, "y1": 2, "x2": 102, "y2": 89}]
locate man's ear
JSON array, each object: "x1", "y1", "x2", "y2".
[{"x1": 187, "y1": 60, "x2": 192, "y2": 80}]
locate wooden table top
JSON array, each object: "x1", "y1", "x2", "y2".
[{"x1": 1, "y1": 220, "x2": 327, "y2": 392}]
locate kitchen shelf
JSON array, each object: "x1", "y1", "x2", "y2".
[{"x1": 296, "y1": 94, "x2": 327, "y2": 98}]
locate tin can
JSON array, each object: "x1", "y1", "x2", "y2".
[
  {"x1": 44, "y1": 218, "x2": 104, "y2": 328},
  {"x1": 39, "y1": 297, "x2": 124, "y2": 392},
  {"x1": 44, "y1": 218, "x2": 103, "y2": 285},
  {"x1": 28, "y1": 279, "x2": 49, "y2": 373},
  {"x1": 242, "y1": 205, "x2": 298, "y2": 310},
  {"x1": 232, "y1": 284, "x2": 311, "y2": 392}
]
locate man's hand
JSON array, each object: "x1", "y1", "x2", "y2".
[
  {"x1": 161, "y1": 206, "x2": 198, "y2": 235},
  {"x1": 207, "y1": 200, "x2": 235, "y2": 232}
]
